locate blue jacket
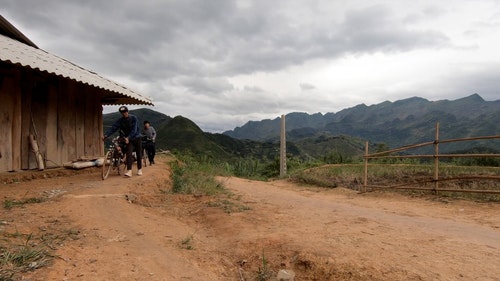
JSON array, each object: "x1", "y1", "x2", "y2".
[{"x1": 104, "y1": 114, "x2": 141, "y2": 140}]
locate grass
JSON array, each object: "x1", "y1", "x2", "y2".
[
  {"x1": 180, "y1": 234, "x2": 194, "y2": 250},
  {"x1": 207, "y1": 199, "x2": 251, "y2": 214},
  {"x1": 170, "y1": 149, "x2": 499, "y2": 203},
  {"x1": 0, "y1": 233, "x2": 55, "y2": 280},
  {"x1": 169, "y1": 151, "x2": 497, "y2": 204},
  {"x1": 170, "y1": 155, "x2": 226, "y2": 196},
  {"x1": 0, "y1": 228, "x2": 80, "y2": 280},
  {"x1": 3, "y1": 198, "x2": 45, "y2": 210},
  {"x1": 290, "y1": 163, "x2": 500, "y2": 201},
  {"x1": 256, "y1": 250, "x2": 273, "y2": 281},
  {"x1": 169, "y1": 153, "x2": 252, "y2": 213}
]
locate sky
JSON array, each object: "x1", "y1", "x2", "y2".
[{"x1": 1, "y1": 0, "x2": 500, "y2": 132}]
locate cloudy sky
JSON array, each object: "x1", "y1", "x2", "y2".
[{"x1": 1, "y1": 0, "x2": 499, "y2": 132}]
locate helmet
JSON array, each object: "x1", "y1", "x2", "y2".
[{"x1": 118, "y1": 106, "x2": 128, "y2": 113}]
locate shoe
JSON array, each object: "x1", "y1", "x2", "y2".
[
  {"x1": 137, "y1": 169, "x2": 143, "y2": 176},
  {"x1": 152, "y1": 160, "x2": 155, "y2": 164},
  {"x1": 149, "y1": 161, "x2": 153, "y2": 166},
  {"x1": 124, "y1": 170, "x2": 132, "y2": 177}
]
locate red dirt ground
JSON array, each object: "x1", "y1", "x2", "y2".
[{"x1": 1, "y1": 155, "x2": 499, "y2": 280}]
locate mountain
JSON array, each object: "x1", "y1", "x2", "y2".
[
  {"x1": 103, "y1": 110, "x2": 300, "y2": 161},
  {"x1": 223, "y1": 94, "x2": 500, "y2": 153},
  {"x1": 104, "y1": 110, "x2": 228, "y2": 156},
  {"x1": 155, "y1": 115, "x2": 235, "y2": 159},
  {"x1": 103, "y1": 108, "x2": 172, "y2": 134}
]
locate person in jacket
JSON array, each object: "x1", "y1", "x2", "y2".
[
  {"x1": 103, "y1": 106, "x2": 142, "y2": 177},
  {"x1": 141, "y1": 120, "x2": 157, "y2": 165}
]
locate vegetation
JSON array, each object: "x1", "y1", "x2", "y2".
[
  {"x1": 3, "y1": 198, "x2": 45, "y2": 210},
  {"x1": 169, "y1": 153, "x2": 227, "y2": 196},
  {"x1": 167, "y1": 142, "x2": 499, "y2": 202},
  {"x1": 290, "y1": 163, "x2": 500, "y2": 201},
  {"x1": 180, "y1": 234, "x2": 194, "y2": 250},
  {"x1": 256, "y1": 250, "x2": 273, "y2": 281},
  {"x1": 206, "y1": 199, "x2": 250, "y2": 214},
  {"x1": 0, "y1": 227, "x2": 80, "y2": 280},
  {"x1": 168, "y1": 153, "x2": 253, "y2": 213}
]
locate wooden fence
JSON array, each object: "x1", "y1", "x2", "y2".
[{"x1": 363, "y1": 123, "x2": 500, "y2": 194}]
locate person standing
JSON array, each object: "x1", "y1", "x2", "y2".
[
  {"x1": 103, "y1": 106, "x2": 142, "y2": 177},
  {"x1": 142, "y1": 120, "x2": 157, "y2": 165}
]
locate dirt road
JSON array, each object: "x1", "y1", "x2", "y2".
[{"x1": 1, "y1": 156, "x2": 499, "y2": 280}]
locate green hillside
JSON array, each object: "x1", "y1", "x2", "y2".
[{"x1": 155, "y1": 115, "x2": 233, "y2": 159}]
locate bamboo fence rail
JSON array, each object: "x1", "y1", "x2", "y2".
[{"x1": 363, "y1": 123, "x2": 500, "y2": 194}]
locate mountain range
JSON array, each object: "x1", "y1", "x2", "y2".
[
  {"x1": 224, "y1": 94, "x2": 500, "y2": 153},
  {"x1": 103, "y1": 94, "x2": 500, "y2": 161}
]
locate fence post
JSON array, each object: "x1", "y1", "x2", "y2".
[
  {"x1": 434, "y1": 122, "x2": 440, "y2": 192},
  {"x1": 280, "y1": 114, "x2": 287, "y2": 177},
  {"x1": 364, "y1": 141, "x2": 368, "y2": 192}
]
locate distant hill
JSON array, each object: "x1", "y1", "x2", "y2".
[
  {"x1": 103, "y1": 108, "x2": 172, "y2": 134},
  {"x1": 155, "y1": 115, "x2": 234, "y2": 159},
  {"x1": 103, "y1": 110, "x2": 299, "y2": 161},
  {"x1": 223, "y1": 94, "x2": 500, "y2": 153}
]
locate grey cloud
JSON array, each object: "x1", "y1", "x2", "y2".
[
  {"x1": 300, "y1": 83, "x2": 316, "y2": 91},
  {"x1": 403, "y1": 5, "x2": 446, "y2": 24},
  {"x1": 175, "y1": 76, "x2": 234, "y2": 94},
  {"x1": 2, "y1": 0, "x2": 452, "y2": 81},
  {"x1": 243, "y1": 86, "x2": 265, "y2": 92},
  {"x1": 337, "y1": 5, "x2": 449, "y2": 53}
]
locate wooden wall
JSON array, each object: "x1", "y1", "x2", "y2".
[
  {"x1": 0, "y1": 63, "x2": 105, "y2": 172},
  {"x1": 0, "y1": 67, "x2": 21, "y2": 171}
]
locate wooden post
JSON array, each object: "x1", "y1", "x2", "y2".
[
  {"x1": 280, "y1": 114, "x2": 287, "y2": 177},
  {"x1": 29, "y1": 134, "x2": 45, "y2": 171},
  {"x1": 434, "y1": 122, "x2": 439, "y2": 192},
  {"x1": 364, "y1": 141, "x2": 368, "y2": 192}
]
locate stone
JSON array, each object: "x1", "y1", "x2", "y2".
[{"x1": 277, "y1": 269, "x2": 295, "y2": 281}]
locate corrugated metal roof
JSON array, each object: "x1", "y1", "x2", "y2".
[
  {"x1": 0, "y1": 15, "x2": 38, "y2": 48},
  {"x1": 0, "y1": 34, "x2": 153, "y2": 105}
]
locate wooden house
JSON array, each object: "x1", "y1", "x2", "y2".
[{"x1": 0, "y1": 15, "x2": 153, "y2": 172}]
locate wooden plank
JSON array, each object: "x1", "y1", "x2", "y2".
[
  {"x1": 97, "y1": 90, "x2": 104, "y2": 156},
  {"x1": 11, "y1": 70, "x2": 22, "y2": 171},
  {"x1": 20, "y1": 70, "x2": 35, "y2": 169},
  {"x1": 83, "y1": 86, "x2": 96, "y2": 156},
  {"x1": 83, "y1": 87, "x2": 105, "y2": 157},
  {"x1": 75, "y1": 83, "x2": 85, "y2": 158},
  {"x1": 45, "y1": 82, "x2": 59, "y2": 168},
  {"x1": 0, "y1": 75, "x2": 15, "y2": 171},
  {"x1": 57, "y1": 79, "x2": 77, "y2": 163}
]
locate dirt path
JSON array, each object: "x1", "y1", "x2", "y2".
[
  {"x1": 218, "y1": 177, "x2": 500, "y2": 280},
  {"x1": 1, "y1": 156, "x2": 499, "y2": 280}
]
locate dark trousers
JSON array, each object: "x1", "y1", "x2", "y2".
[
  {"x1": 126, "y1": 138, "x2": 142, "y2": 170},
  {"x1": 144, "y1": 141, "x2": 156, "y2": 163}
]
